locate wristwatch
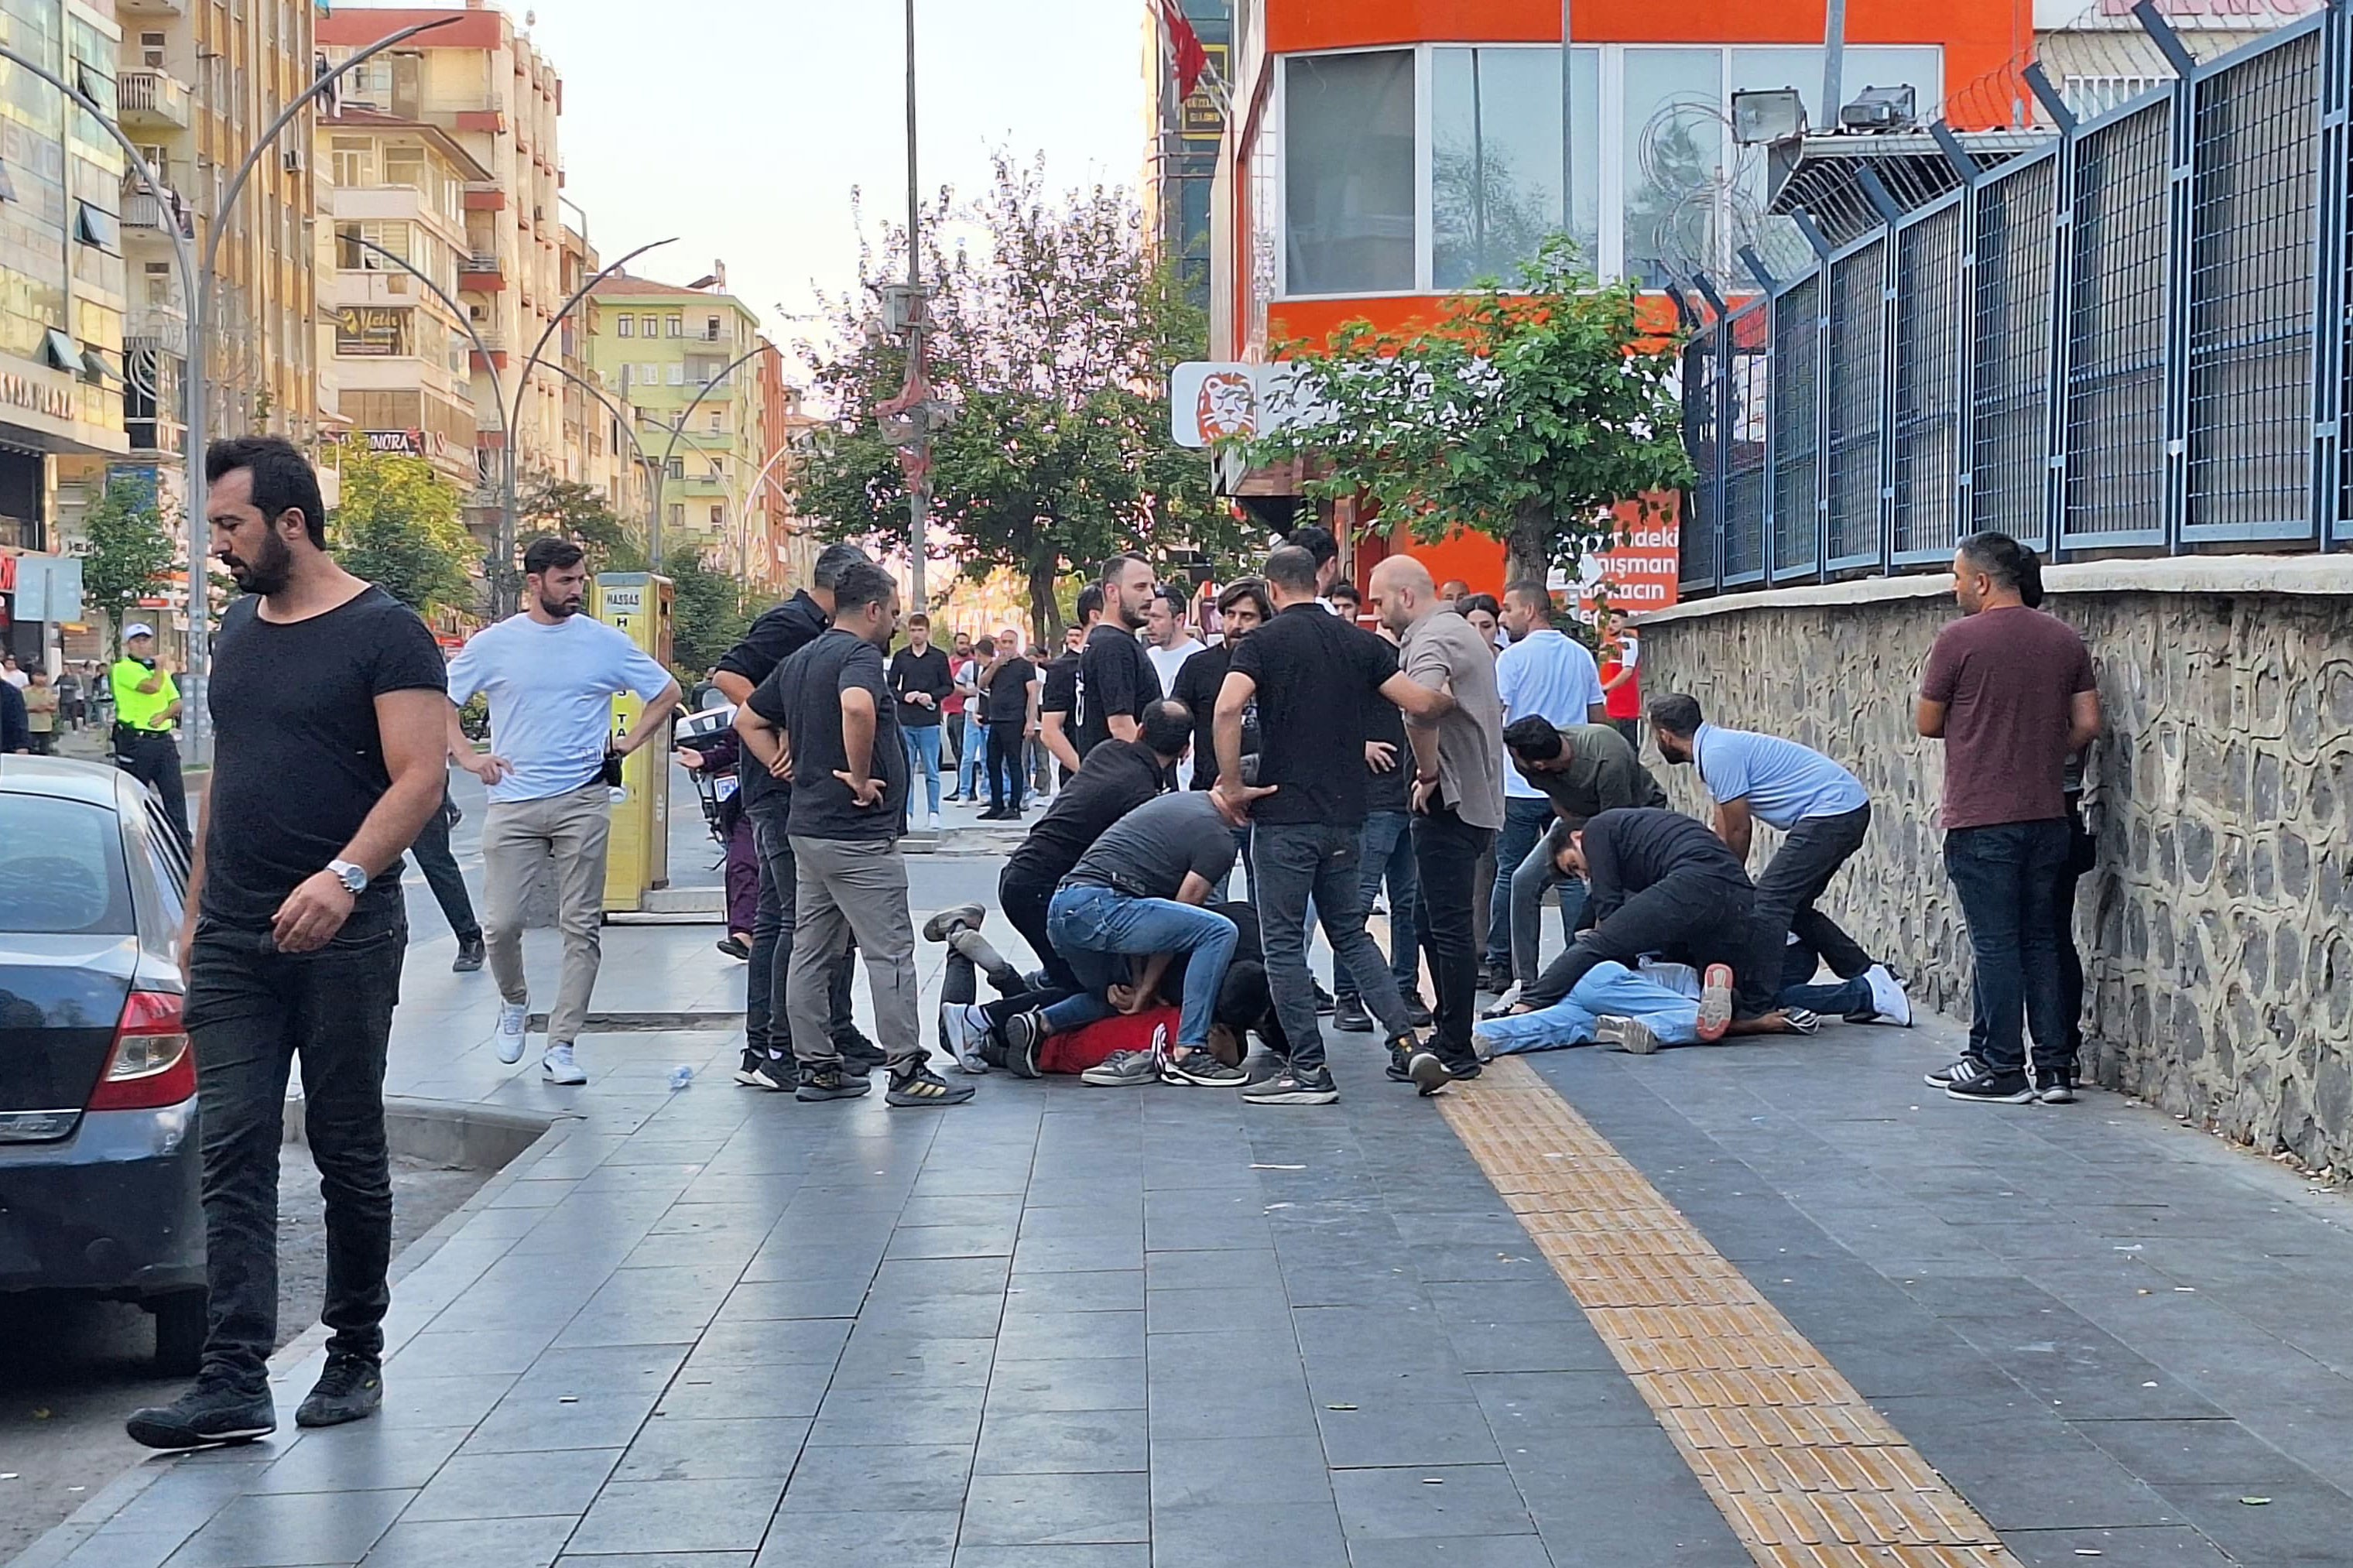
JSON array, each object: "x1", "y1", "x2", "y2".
[{"x1": 327, "y1": 859, "x2": 368, "y2": 895}]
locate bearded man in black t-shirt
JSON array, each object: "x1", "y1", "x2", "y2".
[
  {"x1": 128, "y1": 438, "x2": 450, "y2": 1453},
  {"x1": 1074, "y1": 554, "x2": 1163, "y2": 761}
]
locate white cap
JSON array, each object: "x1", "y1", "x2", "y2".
[{"x1": 125, "y1": 622, "x2": 156, "y2": 639}]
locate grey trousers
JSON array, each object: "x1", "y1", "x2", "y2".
[
  {"x1": 786, "y1": 836, "x2": 923, "y2": 1069},
  {"x1": 481, "y1": 782, "x2": 611, "y2": 1047}
]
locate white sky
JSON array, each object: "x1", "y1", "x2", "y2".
[{"x1": 346, "y1": 1, "x2": 1149, "y2": 357}]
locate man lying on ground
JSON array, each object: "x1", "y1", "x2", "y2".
[
  {"x1": 1505, "y1": 807, "x2": 1815, "y2": 1040},
  {"x1": 1472, "y1": 960, "x2": 1707, "y2": 1058}
]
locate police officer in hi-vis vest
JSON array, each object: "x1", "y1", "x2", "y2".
[{"x1": 111, "y1": 621, "x2": 190, "y2": 849}]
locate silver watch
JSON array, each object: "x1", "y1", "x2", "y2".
[{"x1": 327, "y1": 859, "x2": 368, "y2": 895}]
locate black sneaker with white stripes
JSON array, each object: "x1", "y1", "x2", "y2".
[
  {"x1": 1944, "y1": 1062, "x2": 2035, "y2": 1104},
  {"x1": 1924, "y1": 1054, "x2": 1988, "y2": 1089}
]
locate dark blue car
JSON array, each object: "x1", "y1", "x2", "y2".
[{"x1": 0, "y1": 756, "x2": 204, "y2": 1372}]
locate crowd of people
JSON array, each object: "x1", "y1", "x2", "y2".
[{"x1": 106, "y1": 431, "x2": 2101, "y2": 1450}]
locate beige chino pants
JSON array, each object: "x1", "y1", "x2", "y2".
[{"x1": 481, "y1": 782, "x2": 613, "y2": 1047}]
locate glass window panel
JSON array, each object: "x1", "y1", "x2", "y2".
[
  {"x1": 1432, "y1": 46, "x2": 1598, "y2": 288},
  {"x1": 1283, "y1": 50, "x2": 1416, "y2": 295},
  {"x1": 1623, "y1": 48, "x2": 1728, "y2": 288}
]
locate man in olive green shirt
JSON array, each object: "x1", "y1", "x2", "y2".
[
  {"x1": 1492, "y1": 718, "x2": 1670, "y2": 1001},
  {"x1": 111, "y1": 622, "x2": 189, "y2": 847}
]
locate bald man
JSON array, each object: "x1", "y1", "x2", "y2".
[{"x1": 1368, "y1": 556, "x2": 1506, "y2": 1078}]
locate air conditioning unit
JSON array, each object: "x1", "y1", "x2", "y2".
[{"x1": 281, "y1": 148, "x2": 303, "y2": 173}]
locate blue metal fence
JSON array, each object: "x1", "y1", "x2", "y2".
[{"x1": 1677, "y1": 0, "x2": 2351, "y2": 595}]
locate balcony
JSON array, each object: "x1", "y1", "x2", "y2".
[
  {"x1": 117, "y1": 0, "x2": 183, "y2": 14},
  {"x1": 118, "y1": 70, "x2": 192, "y2": 132},
  {"x1": 458, "y1": 254, "x2": 506, "y2": 293},
  {"x1": 127, "y1": 303, "x2": 188, "y2": 357},
  {"x1": 121, "y1": 187, "x2": 195, "y2": 239}
]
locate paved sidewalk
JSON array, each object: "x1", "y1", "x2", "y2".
[{"x1": 12, "y1": 854, "x2": 2353, "y2": 1567}]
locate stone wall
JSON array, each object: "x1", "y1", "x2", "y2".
[{"x1": 1638, "y1": 567, "x2": 2353, "y2": 1171}]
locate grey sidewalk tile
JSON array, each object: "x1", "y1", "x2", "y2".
[
  {"x1": 1315, "y1": 1399, "x2": 1505, "y2": 1470},
  {"x1": 1145, "y1": 1501, "x2": 1351, "y2": 1568},
  {"x1": 714, "y1": 1277, "x2": 874, "y2": 1322},
  {"x1": 1998, "y1": 1526, "x2": 2238, "y2": 1566},
  {"x1": 554, "y1": 1555, "x2": 753, "y2": 1567},
  {"x1": 995, "y1": 1310, "x2": 1146, "y2": 1362},
  {"x1": 357, "y1": 1515, "x2": 577, "y2": 1568},
  {"x1": 515, "y1": 1342, "x2": 693, "y2": 1394},
  {"x1": 806, "y1": 1383, "x2": 986, "y2": 1447},
  {"x1": 983, "y1": 1356, "x2": 1146, "y2": 1415},
  {"x1": 1013, "y1": 1233, "x2": 1148, "y2": 1274},
  {"x1": 884, "y1": 1222, "x2": 1019, "y2": 1259},
  {"x1": 1002, "y1": 1269, "x2": 1144, "y2": 1313},
  {"x1": 738, "y1": 1243, "x2": 887, "y2": 1287},
  {"x1": 648, "y1": 1203, "x2": 793, "y2": 1237},
  {"x1": 1424, "y1": 1281, "x2": 1586, "y2": 1324},
  {"x1": 749, "y1": 1508, "x2": 960, "y2": 1567},
  {"x1": 404, "y1": 1445, "x2": 621, "y2": 1521},
  {"x1": 368, "y1": 1372, "x2": 518, "y2": 1430},
  {"x1": 656, "y1": 1361, "x2": 836, "y2": 1419},
  {"x1": 244, "y1": 1423, "x2": 468, "y2": 1495},
  {"x1": 830, "y1": 1334, "x2": 998, "y2": 1388},
  {"x1": 895, "y1": 1194, "x2": 1025, "y2": 1229},
  {"x1": 1445, "y1": 1319, "x2": 1621, "y2": 1375},
  {"x1": 1145, "y1": 1377, "x2": 1320, "y2": 1442},
  {"x1": 839, "y1": 1296, "x2": 1004, "y2": 1337},
  {"x1": 464, "y1": 1388, "x2": 659, "y2": 1453},
  {"x1": 1330, "y1": 1464, "x2": 1536, "y2": 1541},
  {"x1": 1925, "y1": 1437, "x2": 2185, "y2": 1531},
  {"x1": 1018, "y1": 1204, "x2": 1146, "y2": 1241},
  {"x1": 1345, "y1": 1537, "x2": 1557, "y2": 1568},
  {"x1": 2157, "y1": 1479, "x2": 2353, "y2": 1563},
  {"x1": 977, "y1": 1409, "x2": 1147, "y2": 1475},
  {"x1": 50, "y1": 1529, "x2": 192, "y2": 1568},
  {"x1": 615, "y1": 1416, "x2": 810, "y2": 1481},
  {"x1": 959, "y1": 1470, "x2": 1149, "y2": 1545},
  {"x1": 2076, "y1": 1417, "x2": 2317, "y2": 1485},
  {"x1": 157, "y1": 1485, "x2": 413, "y2": 1567},
  {"x1": 1142, "y1": 1247, "x2": 1284, "y2": 1291},
  {"x1": 1147, "y1": 1435, "x2": 1334, "y2": 1511},
  {"x1": 780, "y1": 1442, "x2": 974, "y2": 1510},
  {"x1": 954, "y1": 1547, "x2": 1146, "y2": 1568},
  {"x1": 624, "y1": 1230, "x2": 767, "y2": 1272},
  {"x1": 568, "y1": 1476, "x2": 789, "y2": 1555},
  {"x1": 1466, "y1": 1371, "x2": 1666, "y2": 1438},
  {"x1": 392, "y1": 1326, "x2": 563, "y2": 1377},
  {"x1": 865, "y1": 1256, "x2": 1013, "y2": 1300},
  {"x1": 1806, "y1": 1333, "x2": 2019, "y2": 1401},
  {"x1": 1505, "y1": 1432, "x2": 1749, "y2": 1565},
  {"x1": 687, "y1": 1316, "x2": 854, "y2": 1368},
  {"x1": 1144, "y1": 1283, "x2": 1292, "y2": 1334}
]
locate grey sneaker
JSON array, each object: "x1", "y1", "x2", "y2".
[
  {"x1": 1595, "y1": 1015, "x2": 1662, "y2": 1055},
  {"x1": 1081, "y1": 1049, "x2": 1160, "y2": 1087},
  {"x1": 126, "y1": 1381, "x2": 276, "y2": 1450},
  {"x1": 1162, "y1": 1050, "x2": 1248, "y2": 1087},
  {"x1": 922, "y1": 902, "x2": 987, "y2": 943},
  {"x1": 940, "y1": 1002, "x2": 992, "y2": 1074},
  {"x1": 1240, "y1": 1063, "x2": 1340, "y2": 1105},
  {"x1": 886, "y1": 1061, "x2": 977, "y2": 1107}
]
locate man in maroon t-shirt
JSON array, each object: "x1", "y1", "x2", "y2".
[{"x1": 1916, "y1": 532, "x2": 2101, "y2": 1106}]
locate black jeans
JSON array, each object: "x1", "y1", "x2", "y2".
[
  {"x1": 1742, "y1": 803, "x2": 1873, "y2": 1014},
  {"x1": 115, "y1": 727, "x2": 189, "y2": 851},
  {"x1": 745, "y1": 796, "x2": 856, "y2": 1060},
  {"x1": 182, "y1": 910, "x2": 406, "y2": 1391},
  {"x1": 1524, "y1": 868, "x2": 1754, "y2": 1012},
  {"x1": 1252, "y1": 820, "x2": 1409, "y2": 1072},
  {"x1": 1944, "y1": 819, "x2": 2071, "y2": 1078},
  {"x1": 988, "y1": 720, "x2": 1027, "y2": 813},
  {"x1": 1411, "y1": 804, "x2": 1494, "y2": 1060},
  {"x1": 406, "y1": 788, "x2": 480, "y2": 941}
]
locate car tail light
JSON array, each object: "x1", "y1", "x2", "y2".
[{"x1": 87, "y1": 990, "x2": 196, "y2": 1112}]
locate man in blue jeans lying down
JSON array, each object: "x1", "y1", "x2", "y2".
[{"x1": 1471, "y1": 960, "x2": 1704, "y2": 1057}]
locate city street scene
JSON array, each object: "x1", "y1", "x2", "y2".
[{"x1": 2, "y1": 0, "x2": 2351, "y2": 1565}]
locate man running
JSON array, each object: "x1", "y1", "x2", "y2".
[
  {"x1": 127, "y1": 437, "x2": 448, "y2": 1449},
  {"x1": 446, "y1": 537, "x2": 682, "y2": 1086}
]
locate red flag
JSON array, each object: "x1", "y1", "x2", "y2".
[{"x1": 1158, "y1": 0, "x2": 1210, "y2": 102}]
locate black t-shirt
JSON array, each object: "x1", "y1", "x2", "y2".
[
  {"x1": 1580, "y1": 807, "x2": 1749, "y2": 923},
  {"x1": 889, "y1": 643, "x2": 954, "y2": 729},
  {"x1": 1170, "y1": 642, "x2": 1251, "y2": 793},
  {"x1": 749, "y1": 628, "x2": 907, "y2": 841},
  {"x1": 984, "y1": 656, "x2": 1037, "y2": 724},
  {"x1": 1005, "y1": 737, "x2": 1165, "y2": 887},
  {"x1": 200, "y1": 585, "x2": 446, "y2": 928},
  {"x1": 1040, "y1": 650, "x2": 1079, "y2": 721},
  {"x1": 715, "y1": 590, "x2": 829, "y2": 809},
  {"x1": 1075, "y1": 623, "x2": 1161, "y2": 760},
  {"x1": 1229, "y1": 604, "x2": 1400, "y2": 827},
  {"x1": 1064, "y1": 791, "x2": 1238, "y2": 900},
  {"x1": 1364, "y1": 665, "x2": 1410, "y2": 813}
]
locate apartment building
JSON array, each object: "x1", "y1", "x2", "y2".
[
  {"x1": 313, "y1": 107, "x2": 492, "y2": 494},
  {"x1": 752, "y1": 343, "x2": 819, "y2": 594},
  {"x1": 1141, "y1": 0, "x2": 1231, "y2": 306},
  {"x1": 319, "y1": 2, "x2": 570, "y2": 549},
  {"x1": 587, "y1": 271, "x2": 767, "y2": 567}
]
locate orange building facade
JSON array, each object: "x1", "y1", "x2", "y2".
[{"x1": 1206, "y1": 0, "x2": 2033, "y2": 598}]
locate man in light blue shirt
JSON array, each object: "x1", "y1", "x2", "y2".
[
  {"x1": 1483, "y1": 580, "x2": 1608, "y2": 991},
  {"x1": 1650, "y1": 693, "x2": 1909, "y2": 1028},
  {"x1": 447, "y1": 539, "x2": 682, "y2": 1084}
]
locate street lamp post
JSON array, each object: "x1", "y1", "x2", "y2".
[{"x1": 902, "y1": 0, "x2": 930, "y2": 613}]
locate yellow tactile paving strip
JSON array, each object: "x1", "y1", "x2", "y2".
[{"x1": 1439, "y1": 1058, "x2": 2019, "y2": 1567}]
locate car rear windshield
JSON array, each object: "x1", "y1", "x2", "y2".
[{"x1": 0, "y1": 794, "x2": 133, "y2": 934}]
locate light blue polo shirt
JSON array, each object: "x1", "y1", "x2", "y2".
[
  {"x1": 1496, "y1": 629, "x2": 1606, "y2": 799},
  {"x1": 1692, "y1": 723, "x2": 1868, "y2": 830}
]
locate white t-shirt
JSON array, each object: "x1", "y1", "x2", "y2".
[
  {"x1": 0, "y1": 668, "x2": 26, "y2": 690},
  {"x1": 446, "y1": 613, "x2": 675, "y2": 804},
  {"x1": 1145, "y1": 635, "x2": 1204, "y2": 785},
  {"x1": 1495, "y1": 628, "x2": 1607, "y2": 799}
]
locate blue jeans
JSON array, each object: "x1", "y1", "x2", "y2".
[
  {"x1": 1474, "y1": 960, "x2": 1701, "y2": 1054},
  {"x1": 902, "y1": 724, "x2": 943, "y2": 816},
  {"x1": 1253, "y1": 820, "x2": 1409, "y2": 1071},
  {"x1": 1509, "y1": 820, "x2": 1588, "y2": 988},
  {"x1": 1484, "y1": 796, "x2": 1556, "y2": 972},
  {"x1": 1042, "y1": 884, "x2": 1239, "y2": 1053},
  {"x1": 1944, "y1": 820, "x2": 2071, "y2": 1077},
  {"x1": 956, "y1": 714, "x2": 988, "y2": 798},
  {"x1": 1339, "y1": 810, "x2": 1418, "y2": 1003}
]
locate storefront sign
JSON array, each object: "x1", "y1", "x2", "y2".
[
  {"x1": 335, "y1": 307, "x2": 410, "y2": 358},
  {"x1": 1181, "y1": 44, "x2": 1228, "y2": 140},
  {"x1": 361, "y1": 429, "x2": 427, "y2": 457},
  {"x1": 0, "y1": 370, "x2": 81, "y2": 423},
  {"x1": 1170, "y1": 361, "x2": 1335, "y2": 449},
  {"x1": 1560, "y1": 511, "x2": 1682, "y2": 616}
]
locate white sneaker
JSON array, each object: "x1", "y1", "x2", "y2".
[
  {"x1": 541, "y1": 1044, "x2": 587, "y2": 1084},
  {"x1": 1864, "y1": 964, "x2": 1913, "y2": 1027},
  {"x1": 495, "y1": 1001, "x2": 529, "y2": 1064},
  {"x1": 940, "y1": 1003, "x2": 992, "y2": 1074},
  {"x1": 926, "y1": 811, "x2": 943, "y2": 832},
  {"x1": 1479, "y1": 983, "x2": 1522, "y2": 1022}
]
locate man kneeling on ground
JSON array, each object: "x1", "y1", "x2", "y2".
[{"x1": 1502, "y1": 806, "x2": 1815, "y2": 1041}]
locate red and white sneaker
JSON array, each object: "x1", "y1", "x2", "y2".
[{"x1": 1697, "y1": 964, "x2": 1736, "y2": 1042}]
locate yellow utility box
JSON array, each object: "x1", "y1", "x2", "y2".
[{"x1": 593, "y1": 572, "x2": 675, "y2": 912}]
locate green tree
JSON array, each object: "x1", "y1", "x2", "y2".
[
  {"x1": 1231, "y1": 239, "x2": 1692, "y2": 584},
  {"x1": 795, "y1": 155, "x2": 1248, "y2": 638},
  {"x1": 80, "y1": 476, "x2": 178, "y2": 653},
  {"x1": 329, "y1": 444, "x2": 478, "y2": 614},
  {"x1": 663, "y1": 545, "x2": 750, "y2": 678},
  {"x1": 524, "y1": 474, "x2": 646, "y2": 575}
]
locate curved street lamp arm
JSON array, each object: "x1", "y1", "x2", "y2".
[
  {"x1": 510, "y1": 237, "x2": 676, "y2": 436},
  {"x1": 344, "y1": 236, "x2": 502, "y2": 440},
  {"x1": 651, "y1": 341, "x2": 774, "y2": 563}
]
